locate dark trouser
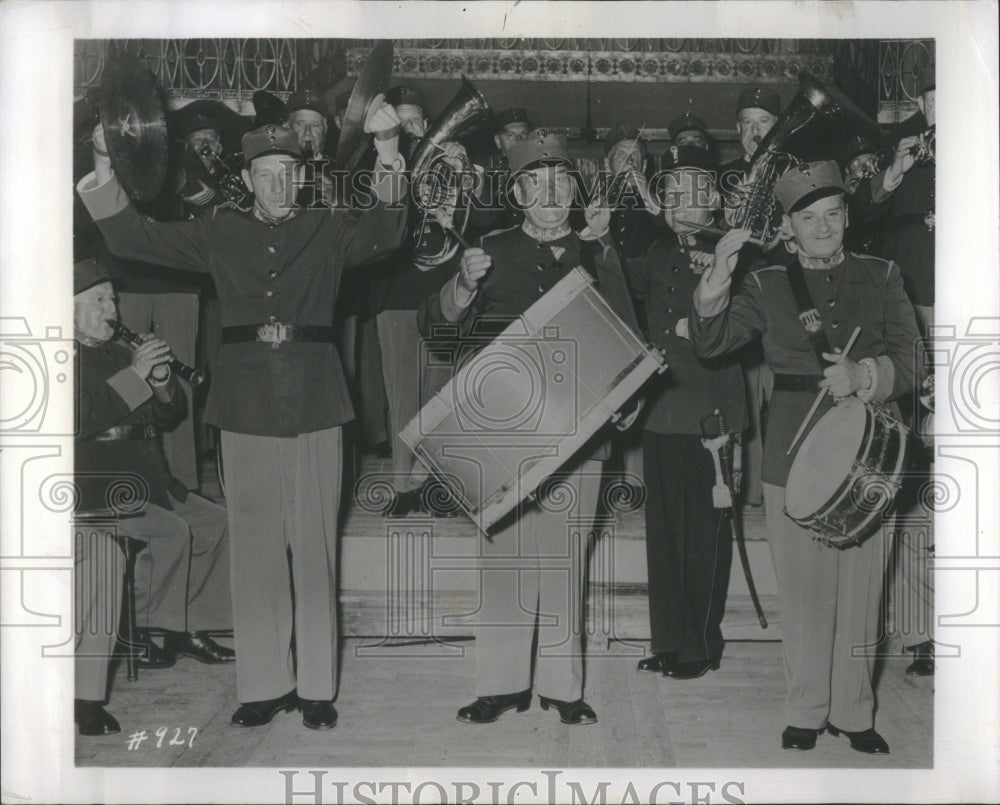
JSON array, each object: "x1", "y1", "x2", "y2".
[
  {"x1": 75, "y1": 529, "x2": 125, "y2": 702},
  {"x1": 642, "y1": 431, "x2": 733, "y2": 662}
]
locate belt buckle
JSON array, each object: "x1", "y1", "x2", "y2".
[
  {"x1": 143, "y1": 424, "x2": 157, "y2": 439},
  {"x1": 258, "y1": 321, "x2": 287, "y2": 349}
]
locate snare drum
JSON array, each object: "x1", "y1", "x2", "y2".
[{"x1": 784, "y1": 397, "x2": 909, "y2": 548}]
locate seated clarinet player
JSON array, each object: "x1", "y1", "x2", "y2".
[
  {"x1": 688, "y1": 161, "x2": 920, "y2": 754},
  {"x1": 624, "y1": 146, "x2": 747, "y2": 680},
  {"x1": 418, "y1": 129, "x2": 640, "y2": 726},
  {"x1": 74, "y1": 258, "x2": 234, "y2": 734}
]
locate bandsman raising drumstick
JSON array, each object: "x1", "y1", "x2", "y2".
[{"x1": 688, "y1": 160, "x2": 921, "y2": 754}]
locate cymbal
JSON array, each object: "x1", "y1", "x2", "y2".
[
  {"x1": 335, "y1": 40, "x2": 393, "y2": 171},
  {"x1": 100, "y1": 44, "x2": 168, "y2": 201}
]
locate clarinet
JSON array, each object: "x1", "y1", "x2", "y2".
[{"x1": 112, "y1": 322, "x2": 207, "y2": 388}]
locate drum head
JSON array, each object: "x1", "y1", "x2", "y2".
[{"x1": 785, "y1": 397, "x2": 867, "y2": 518}]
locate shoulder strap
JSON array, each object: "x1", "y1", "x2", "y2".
[{"x1": 784, "y1": 259, "x2": 833, "y2": 367}]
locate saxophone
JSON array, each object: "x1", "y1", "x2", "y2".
[{"x1": 728, "y1": 72, "x2": 840, "y2": 246}]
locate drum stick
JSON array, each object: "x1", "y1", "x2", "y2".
[
  {"x1": 786, "y1": 325, "x2": 862, "y2": 455},
  {"x1": 430, "y1": 208, "x2": 472, "y2": 250}
]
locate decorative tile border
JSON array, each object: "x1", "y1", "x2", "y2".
[{"x1": 347, "y1": 47, "x2": 833, "y2": 83}]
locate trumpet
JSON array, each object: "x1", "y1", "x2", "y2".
[
  {"x1": 851, "y1": 126, "x2": 936, "y2": 185},
  {"x1": 197, "y1": 145, "x2": 253, "y2": 208},
  {"x1": 112, "y1": 322, "x2": 207, "y2": 387}
]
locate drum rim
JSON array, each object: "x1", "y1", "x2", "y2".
[{"x1": 789, "y1": 405, "x2": 909, "y2": 545}]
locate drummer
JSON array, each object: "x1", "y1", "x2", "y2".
[
  {"x1": 688, "y1": 161, "x2": 920, "y2": 754},
  {"x1": 418, "y1": 129, "x2": 640, "y2": 727}
]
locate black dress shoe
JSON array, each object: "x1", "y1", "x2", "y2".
[
  {"x1": 781, "y1": 725, "x2": 819, "y2": 750},
  {"x1": 301, "y1": 699, "x2": 338, "y2": 730},
  {"x1": 637, "y1": 653, "x2": 675, "y2": 673},
  {"x1": 827, "y1": 724, "x2": 890, "y2": 754},
  {"x1": 456, "y1": 690, "x2": 531, "y2": 724},
  {"x1": 905, "y1": 641, "x2": 935, "y2": 676},
  {"x1": 164, "y1": 631, "x2": 235, "y2": 664},
  {"x1": 539, "y1": 696, "x2": 598, "y2": 725},
  {"x1": 75, "y1": 700, "x2": 120, "y2": 736},
  {"x1": 664, "y1": 658, "x2": 720, "y2": 680},
  {"x1": 231, "y1": 691, "x2": 298, "y2": 727},
  {"x1": 122, "y1": 630, "x2": 176, "y2": 669},
  {"x1": 388, "y1": 488, "x2": 425, "y2": 517}
]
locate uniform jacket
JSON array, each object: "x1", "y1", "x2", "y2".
[
  {"x1": 624, "y1": 235, "x2": 746, "y2": 435},
  {"x1": 75, "y1": 341, "x2": 186, "y2": 511},
  {"x1": 689, "y1": 251, "x2": 921, "y2": 485},
  {"x1": 854, "y1": 111, "x2": 935, "y2": 306},
  {"x1": 418, "y1": 224, "x2": 642, "y2": 460},
  {"x1": 77, "y1": 171, "x2": 408, "y2": 437}
]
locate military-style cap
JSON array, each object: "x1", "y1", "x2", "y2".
[
  {"x1": 841, "y1": 134, "x2": 878, "y2": 162},
  {"x1": 661, "y1": 144, "x2": 715, "y2": 172},
  {"x1": 252, "y1": 90, "x2": 287, "y2": 128},
  {"x1": 507, "y1": 128, "x2": 572, "y2": 175},
  {"x1": 241, "y1": 124, "x2": 302, "y2": 164},
  {"x1": 384, "y1": 86, "x2": 426, "y2": 112},
  {"x1": 736, "y1": 86, "x2": 782, "y2": 117},
  {"x1": 918, "y1": 65, "x2": 935, "y2": 95},
  {"x1": 286, "y1": 88, "x2": 329, "y2": 118},
  {"x1": 774, "y1": 160, "x2": 845, "y2": 214},
  {"x1": 494, "y1": 107, "x2": 532, "y2": 132},
  {"x1": 175, "y1": 100, "x2": 224, "y2": 140},
  {"x1": 604, "y1": 124, "x2": 644, "y2": 155},
  {"x1": 74, "y1": 258, "x2": 111, "y2": 296},
  {"x1": 668, "y1": 111, "x2": 708, "y2": 141}
]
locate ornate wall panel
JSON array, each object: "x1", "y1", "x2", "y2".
[
  {"x1": 345, "y1": 40, "x2": 834, "y2": 84},
  {"x1": 878, "y1": 39, "x2": 934, "y2": 123}
]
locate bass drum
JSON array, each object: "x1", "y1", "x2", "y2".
[{"x1": 784, "y1": 397, "x2": 909, "y2": 549}]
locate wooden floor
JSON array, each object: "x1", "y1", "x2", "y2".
[
  {"x1": 77, "y1": 638, "x2": 932, "y2": 768},
  {"x1": 75, "y1": 448, "x2": 933, "y2": 768}
]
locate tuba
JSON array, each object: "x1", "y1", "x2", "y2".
[
  {"x1": 728, "y1": 72, "x2": 841, "y2": 246},
  {"x1": 409, "y1": 77, "x2": 492, "y2": 268}
]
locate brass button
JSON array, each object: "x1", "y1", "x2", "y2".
[
  {"x1": 827, "y1": 299, "x2": 836, "y2": 307},
  {"x1": 832, "y1": 320, "x2": 841, "y2": 328},
  {"x1": 667, "y1": 307, "x2": 674, "y2": 314},
  {"x1": 268, "y1": 270, "x2": 278, "y2": 279},
  {"x1": 668, "y1": 286, "x2": 676, "y2": 293},
  {"x1": 268, "y1": 245, "x2": 277, "y2": 254},
  {"x1": 537, "y1": 263, "x2": 545, "y2": 271},
  {"x1": 825, "y1": 274, "x2": 834, "y2": 282},
  {"x1": 266, "y1": 290, "x2": 274, "y2": 297}
]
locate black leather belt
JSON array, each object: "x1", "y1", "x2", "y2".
[
  {"x1": 221, "y1": 323, "x2": 337, "y2": 346},
  {"x1": 88, "y1": 424, "x2": 159, "y2": 441},
  {"x1": 772, "y1": 374, "x2": 824, "y2": 393}
]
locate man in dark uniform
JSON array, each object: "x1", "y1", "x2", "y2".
[
  {"x1": 859, "y1": 66, "x2": 936, "y2": 333},
  {"x1": 668, "y1": 111, "x2": 711, "y2": 150},
  {"x1": 626, "y1": 146, "x2": 746, "y2": 680},
  {"x1": 716, "y1": 85, "x2": 783, "y2": 508},
  {"x1": 78, "y1": 101, "x2": 407, "y2": 731},
  {"x1": 285, "y1": 88, "x2": 335, "y2": 208},
  {"x1": 418, "y1": 129, "x2": 639, "y2": 726},
  {"x1": 690, "y1": 161, "x2": 921, "y2": 754},
  {"x1": 603, "y1": 124, "x2": 661, "y2": 260},
  {"x1": 840, "y1": 134, "x2": 880, "y2": 252},
  {"x1": 718, "y1": 85, "x2": 782, "y2": 218},
  {"x1": 73, "y1": 258, "x2": 234, "y2": 733}
]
